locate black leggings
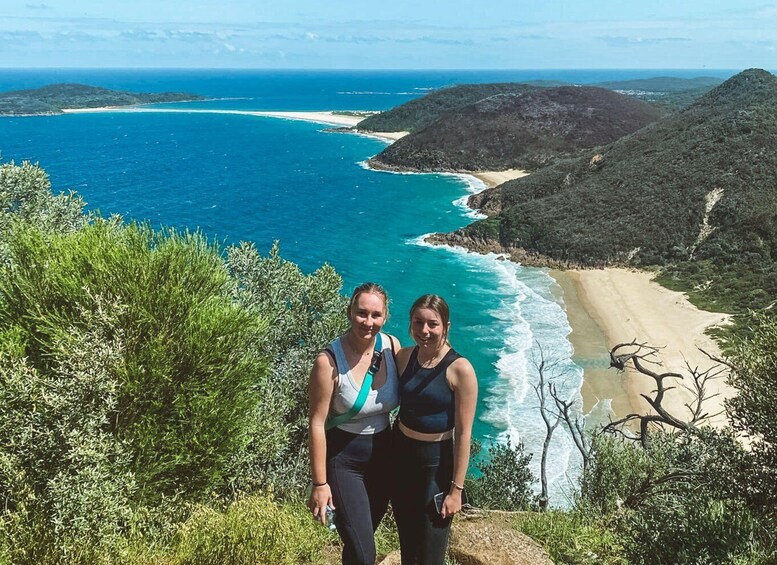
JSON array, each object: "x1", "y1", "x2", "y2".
[
  {"x1": 392, "y1": 425, "x2": 453, "y2": 565},
  {"x1": 326, "y1": 426, "x2": 392, "y2": 565}
]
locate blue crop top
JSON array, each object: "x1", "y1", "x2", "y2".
[{"x1": 398, "y1": 347, "x2": 461, "y2": 434}]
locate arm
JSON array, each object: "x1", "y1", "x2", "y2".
[
  {"x1": 307, "y1": 351, "x2": 337, "y2": 524},
  {"x1": 395, "y1": 345, "x2": 414, "y2": 375},
  {"x1": 441, "y1": 357, "x2": 478, "y2": 519},
  {"x1": 389, "y1": 334, "x2": 401, "y2": 359}
]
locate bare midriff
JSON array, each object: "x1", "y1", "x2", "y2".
[{"x1": 398, "y1": 420, "x2": 454, "y2": 442}]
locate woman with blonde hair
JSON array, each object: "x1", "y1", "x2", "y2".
[
  {"x1": 393, "y1": 294, "x2": 478, "y2": 564},
  {"x1": 308, "y1": 282, "x2": 400, "y2": 565}
]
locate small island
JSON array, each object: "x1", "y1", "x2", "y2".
[{"x1": 0, "y1": 83, "x2": 205, "y2": 116}]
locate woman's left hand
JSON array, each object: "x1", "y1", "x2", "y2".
[{"x1": 440, "y1": 490, "x2": 462, "y2": 519}]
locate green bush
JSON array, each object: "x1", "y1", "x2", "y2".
[
  {"x1": 0, "y1": 160, "x2": 85, "y2": 234},
  {"x1": 224, "y1": 241, "x2": 348, "y2": 496},
  {"x1": 580, "y1": 432, "x2": 768, "y2": 565},
  {"x1": 172, "y1": 494, "x2": 332, "y2": 565},
  {"x1": 466, "y1": 438, "x2": 535, "y2": 511},
  {"x1": 728, "y1": 312, "x2": 777, "y2": 520},
  {"x1": 0, "y1": 314, "x2": 136, "y2": 563},
  {"x1": 0, "y1": 220, "x2": 268, "y2": 508}
]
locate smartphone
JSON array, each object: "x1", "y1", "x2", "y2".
[{"x1": 433, "y1": 490, "x2": 468, "y2": 514}]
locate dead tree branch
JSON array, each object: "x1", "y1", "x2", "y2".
[
  {"x1": 607, "y1": 340, "x2": 728, "y2": 448},
  {"x1": 550, "y1": 382, "x2": 592, "y2": 471},
  {"x1": 532, "y1": 346, "x2": 562, "y2": 511}
]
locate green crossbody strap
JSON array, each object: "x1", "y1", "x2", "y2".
[{"x1": 326, "y1": 333, "x2": 383, "y2": 430}]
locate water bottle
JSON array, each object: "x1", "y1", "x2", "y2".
[{"x1": 324, "y1": 505, "x2": 337, "y2": 530}]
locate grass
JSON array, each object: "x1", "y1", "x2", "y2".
[{"x1": 513, "y1": 510, "x2": 626, "y2": 565}]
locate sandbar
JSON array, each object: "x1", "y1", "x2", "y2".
[
  {"x1": 61, "y1": 107, "x2": 407, "y2": 143},
  {"x1": 552, "y1": 268, "x2": 733, "y2": 428}
]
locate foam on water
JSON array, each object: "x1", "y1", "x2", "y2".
[
  {"x1": 410, "y1": 173, "x2": 588, "y2": 500},
  {"x1": 409, "y1": 229, "x2": 585, "y2": 501}
]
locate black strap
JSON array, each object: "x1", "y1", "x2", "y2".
[{"x1": 323, "y1": 347, "x2": 337, "y2": 371}]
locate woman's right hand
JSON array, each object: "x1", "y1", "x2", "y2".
[{"x1": 308, "y1": 483, "x2": 335, "y2": 525}]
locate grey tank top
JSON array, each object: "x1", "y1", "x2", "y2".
[{"x1": 328, "y1": 332, "x2": 399, "y2": 435}]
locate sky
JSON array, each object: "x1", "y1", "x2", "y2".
[{"x1": 0, "y1": 0, "x2": 775, "y2": 69}]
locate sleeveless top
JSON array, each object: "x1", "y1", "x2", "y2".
[
  {"x1": 327, "y1": 332, "x2": 399, "y2": 435},
  {"x1": 398, "y1": 347, "x2": 462, "y2": 434}
]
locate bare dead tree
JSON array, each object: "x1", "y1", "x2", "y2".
[
  {"x1": 605, "y1": 340, "x2": 728, "y2": 448},
  {"x1": 550, "y1": 382, "x2": 592, "y2": 472},
  {"x1": 532, "y1": 346, "x2": 561, "y2": 511}
]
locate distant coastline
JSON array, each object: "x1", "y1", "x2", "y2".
[
  {"x1": 0, "y1": 83, "x2": 204, "y2": 116},
  {"x1": 45, "y1": 105, "x2": 732, "y2": 427}
]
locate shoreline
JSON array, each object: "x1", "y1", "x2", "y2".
[
  {"x1": 61, "y1": 105, "x2": 734, "y2": 425},
  {"x1": 552, "y1": 269, "x2": 733, "y2": 427},
  {"x1": 334, "y1": 112, "x2": 734, "y2": 426},
  {"x1": 61, "y1": 107, "x2": 409, "y2": 143}
]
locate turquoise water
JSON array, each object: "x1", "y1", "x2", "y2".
[{"x1": 0, "y1": 69, "x2": 737, "y2": 501}]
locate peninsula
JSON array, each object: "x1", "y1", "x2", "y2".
[{"x1": 0, "y1": 83, "x2": 204, "y2": 116}]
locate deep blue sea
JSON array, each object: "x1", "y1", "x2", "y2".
[{"x1": 0, "y1": 68, "x2": 737, "y2": 502}]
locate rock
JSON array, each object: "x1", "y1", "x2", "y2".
[
  {"x1": 378, "y1": 550, "x2": 402, "y2": 564},
  {"x1": 449, "y1": 513, "x2": 553, "y2": 565},
  {"x1": 377, "y1": 512, "x2": 553, "y2": 565}
]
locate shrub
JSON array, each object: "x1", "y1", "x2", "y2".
[
  {"x1": 0, "y1": 220, "x2": 267, "y2": 507},
  {"x1": 0, "y1": 313, "x2": 136, "y2": 563},
  {"x1": 0, "y1": 161, "x2": 86, "y2": 267},
  {"x1": 224, "y1": 241, "x2": 348, "y2": 495},
  {"x1": 172, "y1": 494, "x2": 332, "y2": 565},
  {"x1": 728, "y1": 312, "x2": 777, "y2": 521},
  {"x1": 580, "y1": 431, "x2": 768, "y2": 565},
  {"x1": 466, "y1": 438, "x2": 535, "y2": 511}
]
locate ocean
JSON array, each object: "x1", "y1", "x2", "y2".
[{"x1": 0, "y1": 68, "x2": 736, "y2": 502}]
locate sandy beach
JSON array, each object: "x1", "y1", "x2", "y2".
[
  {"x1": 62, "y1": 107, "x2": 408, "y2": 143},
  {"x1": 552, "y1": 268, "x2": 734, "y2": 428},
  {"x1": 470, "y1": 169, "x2": 530, "y2": 187}
]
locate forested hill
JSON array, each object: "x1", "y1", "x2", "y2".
[
  {"x1": 357, "y1": 83, "x2": 534, "y2": 133},
  {"x1": 357, "y1": 76, "x2": 723, "y2": 133},
  {"x1": 369, "y1": 86, "x2": 663, "y2": 172},
  {"x1": 596, "y1": 76, "x2": 725, "y2": 109},
  {"x1": 0, "y1": 83, "x2": 204, "y2": 115},
  {"x1": 443, "y1": 68, "x2": 777, "y2": 313}
]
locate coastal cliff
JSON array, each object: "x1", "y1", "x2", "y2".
[{"x1": 436, "y1": 69, "x2": 777, "y2": 314}]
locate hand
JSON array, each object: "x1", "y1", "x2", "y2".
[
  {"x1": 440, "y1": 489, "x2": 462, "y2": 519},
  {"x1": 307, "y1": 484, "x2": 335, "y2": 525}
]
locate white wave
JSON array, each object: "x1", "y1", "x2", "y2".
[
  {"x1": 357, "y1": 161, "x2": 434, "y2": 175},
  {"x1": 408, "y1": 235, "x2": 586, "y2": 505},
  {"x1": 336, "y1": 91, "x2": 408, "y2": 95},
  {"x1": 353, "y1": 136, "x2": 586, "y2": 506}
]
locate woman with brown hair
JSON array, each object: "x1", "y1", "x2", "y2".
[
  {"x1": 307, "y1": 282, "x2": 401, "y2": 565},
  {"x1": 393, "y1": 294, "x2": 478, "y2": 564}
]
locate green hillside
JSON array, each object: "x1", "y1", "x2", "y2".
[
  {"x1": 357, "y1": 83, "x2": 534, "y2": 132},
  {"x1": 447, "y1": 68, "x2": 777, "y2": 313},
  {"x1": 598, "y1": 76, "x2": 725, "y2": 110},
  {"x1": 357, "y1": 77, "x2": 722, "y2": 134},
  {"x1": 370, "y1": 86, "x2": 663, "y2": 172},
  {"x1": 0, "y1": 83, "x2": 204, "y2": 115}
]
